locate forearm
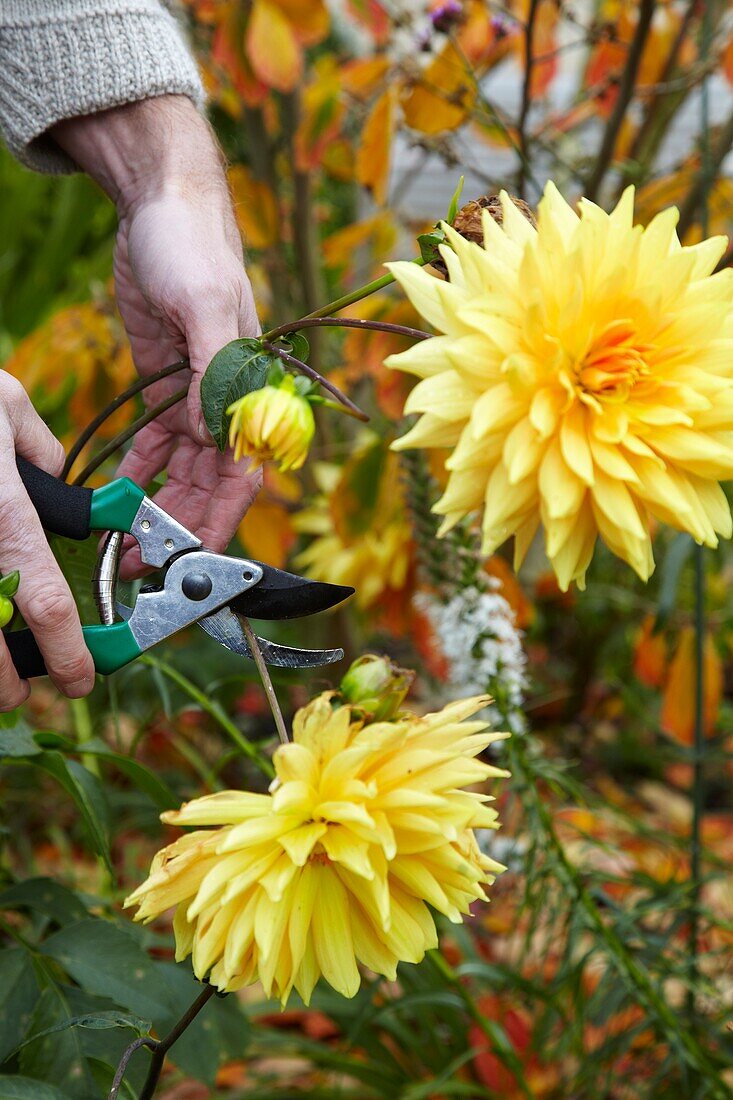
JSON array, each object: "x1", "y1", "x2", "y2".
[
  {"x1": 51, "y1": 95, "x2": 227, "y2": 215},
  {"x1": 0, "y1": 1, "x2": 203, "y2": 175}
]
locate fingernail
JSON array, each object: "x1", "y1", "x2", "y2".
[
  {"x1": 196, "y1": 415, "x2": 211, "y2": 445},
  {"x1": 66, "y1": 676, "x2": 95, "y2": 698}
]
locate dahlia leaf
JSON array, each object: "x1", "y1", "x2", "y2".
[{"x1": 201, "y1": 338, "x2": 276, "y2": 451}]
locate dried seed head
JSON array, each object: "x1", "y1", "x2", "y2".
[{"x1": 432, "y1": 193, "x2": 537, "y2": 277}]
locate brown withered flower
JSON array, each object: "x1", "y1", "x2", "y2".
[{"x1": 431, "y1": 193, "x2": 536, "y2": 277}]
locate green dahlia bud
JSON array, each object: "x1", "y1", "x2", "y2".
[
  {"x1": 339, "y1": 655, "x2": 414, "y2": 723},
  {"x1": 0, "y1": 571, "x2": 19, "y2": 629}
]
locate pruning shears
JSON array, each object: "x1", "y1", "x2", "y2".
[{"x1": 5, "y1": 459, "x2": 353, "y2": 678}]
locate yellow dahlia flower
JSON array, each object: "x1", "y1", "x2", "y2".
[
  {"x1": 125, "y1": 694, "x2": 507, "y2": 1005},
  {"x1": 386, "y1": 184, "x2": 733, "y2": 589},
  {"x1": 294, "y1": 455, "x2": 412, "y2": 608},
  {"x1": 228, "y1": 374, "x2": 315, "y2": 472}
]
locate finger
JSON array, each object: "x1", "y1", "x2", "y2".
[
  {"x1": 196, "y1": 450, "x2": 263, "y2": 553},
  {"x1": 1, "y1": 371, "x2": 65, "y2": 476},
  {"x1": 115, "y1": 419, "x2": 176, "y2": 490},
  {"x1": 0, "y1": 469, "x2": 94, "y2": 698},
  {"x1": 0, "y1": 637, "x2": 29, "y2": 711}
]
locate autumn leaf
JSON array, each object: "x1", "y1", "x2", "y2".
[
  {"x1": 271, "y1": 0, "x2": 330, "y2": 46},
  {"x1": 401, "y1": 43, "x2": 476, "y2": 134},
  {"x1": 340, "y1": 56, "x2": 390, "y2": 99},
  {"x1": 212, "y1": 8, "x2": 268, "y2": 107},
  {"x1": 246, "y1": 0, "x2": 302, "y2": 93},
  {"x1": 633, "y1": 615, "x2": 667, "y2": 689},
  {"x1": 356, "y1": 86, "x2": 396, "y2": 205},
  {"x1": 295, "y1": 59, "x2": 346, "y2": 172},
  {"x1": 228, "y1": 165, "x2": 279, "y2": 249},
  {"x1": 660, "y1": 628, "x2": 722, "y2": 745},
  {"x1": 237, "y1": 468, "x2": 301, "y2": 569}
]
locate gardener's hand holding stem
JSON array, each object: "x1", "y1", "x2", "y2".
[
  {"x1": 0, "y1": 372, "x2": 96, "y2": 708},
  {"x1": 52, "y1": 94, "x2": 262, "y2": 577}
]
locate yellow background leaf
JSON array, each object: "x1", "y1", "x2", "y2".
[
  {"x1": 356, "y1": 87, "x2": 396, "y2": 205},
  {"x1": 228, "y1": 165, "x2": 279, "y2": 250},
  {"x1": 246, "y1": 0, "x2": 302, "y2": 93}
]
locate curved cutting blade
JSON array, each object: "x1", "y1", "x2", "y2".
[
  {"x1": 199, "y1": 606, "x2": 344, "y2": 668},
  {"x1": 229, "y1": 561, "x2": 353, "y2": 621}
]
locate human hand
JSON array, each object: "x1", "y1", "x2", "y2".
[
  {"x1": 0, "y1": 372, "x2": 95, "y2": 708},
  {"x1": 52, "y1": 97, "x2": 262, "y2": 574}
]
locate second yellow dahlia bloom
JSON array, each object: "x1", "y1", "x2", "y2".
[
  {"x1": 228, "y1": 374, "x2": 315, "y2": 471},
  {"x1": 125, "y1": 694, "x2": 507, "y2": 1005},
  {"x1": 387, "y1": 184, "x2": 733, "y2": 588}
]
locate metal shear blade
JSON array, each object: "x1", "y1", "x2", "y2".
[{"x1": 198, "y1": 606, "x2": 344, "y2": 668}]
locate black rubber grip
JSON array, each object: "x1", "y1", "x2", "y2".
[
  {"x1": 16, "y1": 457, "x2": 92, "y2": 540},
  {"x1": 3, "y1": 630, "x2": 47, "y2": 679}
]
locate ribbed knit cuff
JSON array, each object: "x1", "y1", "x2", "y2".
[{"x1": 0, "y1": 0, "x2": 205, "y2": 174}]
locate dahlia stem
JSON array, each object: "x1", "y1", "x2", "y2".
[
  {"x1": 260, "y1": 259, "x2": 429, "y2": 343},
  {"x1": 63, "y1": 360, "x2": 189, "y2": 481},
  {"x1": 240, "y1": 617, "x2": 290, "y2": 745},
  {"x1": 261, "y1": 341, "x2": 369, "y2": 422},
  {"x1": 263, "y1": 316, "x2": 430, "y2": 345},
  {"x1": 71, "y1": 387, "x2": 188, "y2": 486},
  {"x1": 515, "y1": 0, "x2": 540, "y2": 199},
  {"x1": 687, "y1": 0, "x2": 714, "y2": 1031},
  {"x1": 107, "y1": 983, "x2": 216, "y2": 1100}
]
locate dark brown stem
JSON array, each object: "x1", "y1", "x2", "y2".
[
  {"x1": 63, "y1": 361, "x2": 190, "y2": 481},
  {"x1": 138, "y1": 985, "x2": 216, "y2": 1100},
  {"x1": 263, "y1": 316, "x2": 430, "y2": 345},
  {"x1": 584, "y1": 0, "x2": 656, "y2": 203},
  {"x1": 281, "y1": 92, "x2": 327, "y2": 363},
  {"x1": 677, "y1": 106, "x2": 733, "y2": 237},
  {"x1": 516, "y1": 0, "x2": 540, "y2": 198},
  {"x1": 108, "y1": 1037, "x2": 158, "y2": 1099},
  {"x1": 72, "y1": 387, "x2": 188, "y2": 486},
  {"x1": 262, "y1": 341, "x2": 369, "y2": 422},
  {"x1": 242, "y1": 105, "x2": 293, "y2": 320},
  {"x1": 620, "y1": 0, "x2": 697, "y2": 184}
]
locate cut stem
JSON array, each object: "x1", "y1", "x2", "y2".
[{"x1": 240, "y1": 617, "x2": 290, "y2": 746}]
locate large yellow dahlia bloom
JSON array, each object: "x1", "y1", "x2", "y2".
[
  {"x1": 386, "y1": 184, "x2": 733, "y2": 589},
  {"x1": 125, "y1": 694, "x2": 507, "y2": 1005}
]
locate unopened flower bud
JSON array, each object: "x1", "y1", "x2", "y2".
[
  {"x1": 339, "y1": 654, "x2": 414, "y2": 722},
  {"x1": 227, "y1": 375, "x2": 315, "y2": 472},
  {"x1": 430, "y1": 1, "x2": 464, "y2": 34}
]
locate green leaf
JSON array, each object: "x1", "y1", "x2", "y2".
[
  {"x1": 5, "y1": 1011, "x2": 150, "y2": 1060},
  {"x1": 40, "y1": 920, "x2": 176, "y2": 1021},
  {"x1": 654, "y1": 533, "x2": 694, "y2": 631},
  {"x1": 0, "y1": 721, "x2": 40, "y2": 758},
  {"x1": 0, "y1": 571, "x2": 20, "y2": 599},
  {"x1": 417, "y1": 228, "x2": 446, "y2": 265},
  {"x1": 0, "y1": 1077, "x2": 72, "y2": 1099},
  {"x1": 446, "y1": 175, "x2": 465, "y2": 223},
  {"x1": 17, "y1": 985, "x2": 94, "y2": 1098},
  {"x1": 49, "y1": 536, "x2": 99, "y2": 625},
  {"x1": 0, "y1": 878, "x2": 88, "y2": 926},
  {"x1": 201, "y1": 338, "x2": 274, "y2": 451},
  {"x1": 31, "y1": 754, "x2": 111, "y2": 871},
  {"x1": 33, "y1": 735, "x2": 176, "y2": 812},
  {"x1": 0, "y1": 949, "x2": 40, "y2": 1063}
]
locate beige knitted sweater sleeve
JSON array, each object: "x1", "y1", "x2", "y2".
[{"x1": 0, "y1": 0, "x2": 204, "y2": 174}]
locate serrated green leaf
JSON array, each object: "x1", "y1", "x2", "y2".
[
  {"x1": 0, "y1": 1077, "x2": 72, "y2": 1099},
  {"x1": 0, "y1": 721, "x2": 40, "y2": 758},
  {"x1": 0, "y1": 949, "x2": 40, "y2": 1063},
  {"x1": 40, "y1": 920, "x2": 176, "y2": 1022},
  {"x1": 5, "y1": 1011, "x2": 150, "y2": 1061},
  {"x1": 201, "y1": 338, "x2": 274, "y2": 451},
  {"x1": 31, "y1": 754, "x2": 111, "y2": 872},
  {"x1": 0, "y1": 878, "x2": 88, "y2": 926},
  {"x1": 31, "y1": 733, "x2": 175, "y2": 811}
]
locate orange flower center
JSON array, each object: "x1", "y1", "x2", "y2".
[{"x1": 576, "y1": 319, "x2": 651, "y2": 400}]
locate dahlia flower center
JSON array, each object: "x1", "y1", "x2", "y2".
[{"x1": 576, "y1": 319, "x2": 651, "y2": 400}]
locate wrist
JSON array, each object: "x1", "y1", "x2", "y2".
[{"x1": 51, "y1": 96, "x2": 226, "y2": 217}]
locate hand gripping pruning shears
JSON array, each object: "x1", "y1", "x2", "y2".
[{"x1": 4, "y1": 459, "x2": 353, "y2": 677}]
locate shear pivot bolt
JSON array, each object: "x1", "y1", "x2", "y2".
[{"x1": 182, "y1": 572, "x2": 213, "y2": 601}]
